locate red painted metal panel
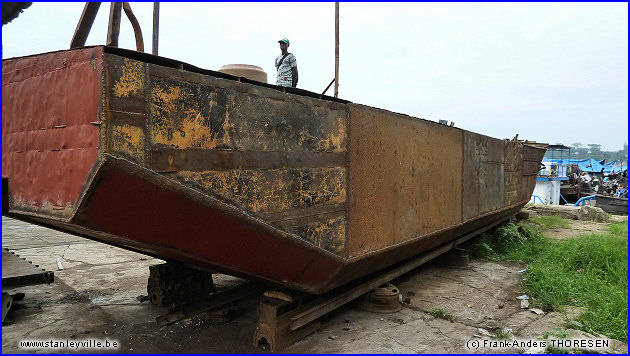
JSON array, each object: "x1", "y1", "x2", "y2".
[
  {"x1": 74, "y1": 157, "x2": 343, "y2": 293},
  {"x1": 2, "y1": 48, "x2": 103, "y2": 215}
]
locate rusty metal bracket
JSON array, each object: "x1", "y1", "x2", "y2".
[
  {"x1": 156, "y1": 281, "x2": 264, "y2": 327},
  {"x1": 2, "y1": 249, "x2": 54, "y2": 289},
  {"x1": 357, "y1": 283, "x2": 402, "y2": 313},
  {"x1": 321, "y1": 78, "x2": 335, "y2": 95},
  {"x1": 2, "y1": 292, "x2": 14, "y2": 323},
  {"x1": 254, "y1": 296, "x2": 322, "y2": 352}
]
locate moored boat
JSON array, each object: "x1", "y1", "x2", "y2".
[{"x1": 595, "y1": 194, "x2": 628, "y2": 215}]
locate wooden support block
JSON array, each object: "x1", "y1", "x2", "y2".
[{"x1": 515, "y1": 211, "x2": 530, "y2": 220}]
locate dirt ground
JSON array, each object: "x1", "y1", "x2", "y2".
[
  {"x1": 524, "y1": 205, "x2": 626, "y2": 239},
  {"x1": 2, "y1": 212, "x2": 627, "y2": 354},
  {"x1": 540, "y1": 218, "x2": 613, "y2": 239}
]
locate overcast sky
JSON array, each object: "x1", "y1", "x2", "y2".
[{"x1": 2, "y1": 2, "x2": 627, "y2": 152}]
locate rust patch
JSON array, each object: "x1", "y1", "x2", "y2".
[
  {"x1": 111, "y1": 124, "x2": 145, "y2": 163},
  {"x1": 112, "y1": 58, "x2": 144, "y2": 98},
  {"x1": 316, "y1": 116, "x2": 346, "y2": 152},
  {"x1": 232, "y1": 99, "x2": 347, "y2": 153},
  {"x1": 147, "y1": 70, "x2": 348, "y2": 153},
  {"x1": 285, "y1": 215, "x2": 346, "y2": 256},
  {"x1": 150, "y1": 80, "x2": 232, "y2": 149},
  {"x1": 347, "y1": 105, "x2": 463, "y2": 258},
  {"x1": 504, "y1": 141, "x2": 524, "y2": 206},
  {"x1": 176, "y1": 167, "x2": 346, "y2": 215},
  {"x1": 462, "y1": 132, "x2": 507, "y2": 219}
]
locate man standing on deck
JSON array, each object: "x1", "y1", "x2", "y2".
[{"x1": 275, "y1": 38, "x2": 298, "y2": 87}]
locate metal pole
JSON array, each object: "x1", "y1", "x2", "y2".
[
  {"x1": 70, "y1": 2, "x2": 101, "y2": 49},
  {"x1": 334, "y1": 2, "x2": 339, "y2": 98},
  {"x1": 321, "y1": 78, "x2": 335, "y2": 95},
  {"x1": 106, "y1": 2, "x2": 122, "y2": 47},
  {"x1": 152, "y1": 2, "x2": 160, "y2": 55}
]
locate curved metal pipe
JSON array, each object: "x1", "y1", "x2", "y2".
[
  {"x1": 122, "y1": 2, "x2": 144, "y2": 52},
  {"x1": 574, "y1": 195, "x2": 596, "y2": 207}
]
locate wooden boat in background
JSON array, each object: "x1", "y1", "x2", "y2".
[
  {"x1": 595, "y1": 194, "x2": 628, "y2": 215},
  {"x1": 2, "y1": 46, "x2": 547, "y2": 294}
]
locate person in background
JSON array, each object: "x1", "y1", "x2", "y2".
[
  {"x1": 275, "y1": 37, "x2": 298, "y2": 88},
  {"x1": 571, "y1": 168, "x2": 579, "y2": 185}
]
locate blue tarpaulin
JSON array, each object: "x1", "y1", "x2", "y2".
[
  {"x1": 544, "y1": 158, "x2": 627, "y2": 174},
  {"x1": 598, "y1": 159, "x2": 619, "y2": 166}
]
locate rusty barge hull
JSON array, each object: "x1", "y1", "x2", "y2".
[{"x1": 2, "y1": 46, "x2": 547, "y2": 294}]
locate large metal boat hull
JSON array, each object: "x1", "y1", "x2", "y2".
[{"x1": 2, "y1": 46, "x2": 547, "y2": 294}]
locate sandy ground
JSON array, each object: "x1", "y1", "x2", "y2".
[
  {"x1": 2, "y1": 214, "x2": 627, "y2": 354},
  {"x1": 543, "y1": 220, "x2": 609, "y2": 239}
]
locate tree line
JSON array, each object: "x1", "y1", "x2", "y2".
[{"x1": 560, "y1": 143, "x2": 629, "y2": 163}]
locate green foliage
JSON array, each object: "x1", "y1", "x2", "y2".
[
  {"x1": 468, "y1": 222, "x2": 547, "y2": 262},
  {"x1": 468, "y1": 219, "x2": 628, "y2": 341},
  {"x1": 429, "y1": 308, "x2": 454, "y2": 322},
  {"x1": 492, "y1": 330, "x2": 511, "y2": 340},
  {"x1": 530, "y1": 215, "x2": 570, "y2": 230},
  {"x1": 569, "y1": 142, "x2": 627, "y2": 161},
  {"x1": 609, "y1": 221, "x2": 628, "y2": 236},
  {"x1": 542, "y1": 328, "x2": 569, "y2": 339}
]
